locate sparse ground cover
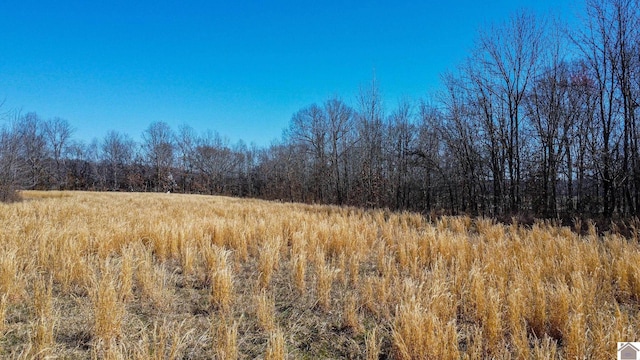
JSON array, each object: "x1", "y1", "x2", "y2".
[{"x1": 0, "y1": 191, "x2": 638, "y2": 358}]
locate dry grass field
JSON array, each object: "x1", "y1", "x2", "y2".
[{"x1": 0, "y1": 191, "x2": 639, "y2": 359}]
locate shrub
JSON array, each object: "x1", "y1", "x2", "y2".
[{"x1": 0, "y1": 184, "x2": 20, "y2": 203}]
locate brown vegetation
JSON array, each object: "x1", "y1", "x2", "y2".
[{"x1": 0, "y1": 190, "x2": 638, "y2": 358}]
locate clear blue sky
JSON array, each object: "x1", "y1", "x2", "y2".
[{"x1": 0, "y1": 0, "x2": 581, "y2": 147}]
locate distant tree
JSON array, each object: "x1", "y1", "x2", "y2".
[
  {"x1": 0, "y1": 113, "x2": 23, "y2": 201},
  {"x1": 16, "y1": 113, "x2": 48, "y2": 189},
  {"x1": 567, "y1": 60, "x2": 599, "y2": 214},
  {"x1": 414, "y1": 101, "x2": 446, "y2": 211},
  {"x1": 475, "y1": 10, "x2": 544, "y2": 212},
  {"x1": 43, "y1": 117, "x2": 73, "y2": 189},
  {"x1": 142, "y1": 121, "x2": 175, "y2": 192},
  {"x1": 526, "y1": 62, "x2": 575, "y2": 217},
  {"x1": 65, "y1": 140, "x2": 91, "y2": 190},
  {"x1": 572, "y1": 0, "x2": 623, "y2": 216},
  {"x1": 287, "y1": 104, "x2": 329, "y2": 202},
  {"x1": 175, "y1": 124, "x2": 197, "y2": 193},
  {"x1": 386, "y1": 99, "x2": 416, "y2": 209},
  {"x1": 439, "y1": 73, "x2": 484, "y2": 214},
  {"x1": 603, "y1": 0, "x2": 640, "y2": 215},
  {"x1": 193, "y1": 131, "x2": 238, "y2": 195},
  {"x1": 101, "y1": 130, "x2": 135, "y2": 191},
  {"x1": 355, "y1": 78, "x2": 385, "y2": 206},
  {"x1": 324, "y1": 97, "x2": 355, "y2": 204}
]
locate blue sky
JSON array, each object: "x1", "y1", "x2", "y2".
[{"x1": 0, "y1": 1, "x2": 581, "y2": 147}]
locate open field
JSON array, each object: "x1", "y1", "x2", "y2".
[{"x1": 0, "y1": 191, "x2": 639, "y2": 358}]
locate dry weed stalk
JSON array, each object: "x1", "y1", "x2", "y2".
[
  {"x1": 264, "y1": 328, "x2": 286, "y2": 360},
  {"x1": 365, "y1": 327, "x2": 381, "y2": 360},
  {"x1": 0, "y1": 294, "x2": 6, "y2": 335},
  {"x1": 135, "y1": 247, "x2": 172, "y2": 310},
  {"x1": 119, "y1": 246, "x2": 135, "y2": 302},
  {"x1": 150, "y1": 319, "x2": 192, "y2": 360},
  {"x1": 255, "y1": 291, "x2": 276, "y2": 332},
  {"x1": 291, "y1": 250, "x2": 306, "y2": 295},
  {"x1": 211, "y1": 267, "x2": 234, "y2": 313},
  {"x1": 90, "y1": 262, "x2": 125, "y2": 344},
  {"x1": 347, "y1": 251, "x2": 360, "y2": 285},
  {"x1": 213, "y1": 317, "x2": 238, "y2": 360},
  {"x1": 258, "y1": 237, "x2": 282, "y2": 289},
  {"x1": 316, "y1": 263, "x2": 337, "y2": 312},
  {"x1": 31, "y1": 275, "x2": 55, "y2": 358},
  {"x1": 342, "y1": 293, "x2": 362, "y2": 333},
  {"x1": 180, "y1": 242, "x2": 196, "y2": 278},
  {"x1": 202, "y1": 244, "x2": 231, "y2": 282},
  {"x1": 0, "y1": 250, "x2": 18, "y2": 300},
  {"x1": 506, "y1": 286, "x2": 528, "y2": 357},
  {"x1": 391, "y1": 296, "x2": 459, "y2": 360}
]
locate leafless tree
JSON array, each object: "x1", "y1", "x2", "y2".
[
  {"x1": 287, "y1": 104, "x2": 329, "y2": 202},
  {"x1": 193, "y1": 131, "x2": 240, "y2": 195},
  {"x1": 102, "y1": 130, "x2": 135, "y2": 190},
  {"x1": 0, "y1": 114, "x2": 23, "y2": 201},
  {"x1": 43, "y1": 117, "x2": 73, "y2": 189},
  {"x1": 609, "y1": 0, "x2": 640, "y2": 214},
  {"x1": 465, "y1": 62, "x2": 507, "y2": 214},
  {"x1": 572, "y1": 0, "x2": 623, "y2": 216},
  {"x1": 175, "y1": 124, "x2": 197, "y2": 193},
  {"x1": 142, "y1": 121, "x2": 175, "y2": 192},
  {"x1": 16, "y1": 113, "x2": 48, "y2": 189},
  {"x1": 324, "y1": 97, "x2": 355, "y2": 204},
  {"x1": 415, "y1": 101, "x2": 445, "y2": 210},
  {"x1": 356, "y1": 78, "x2": 385, "y2": 206},
  {"x1": 439, "y1": 73, "x2": 484, "y2": 213},
  {"x1": 385, "y1": 99, "x2": 416, "y2": 209},
  {"x1": 476, "y1": 10, "x2": 544, "y2": 212}
]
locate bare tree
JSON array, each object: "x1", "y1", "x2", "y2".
[
  {"x1": 476, "y1": 10, "x2": 544, "y2": 212},
  {"x1": 414, "y1": 101, "x2": 445, "y2": 211},
  {"x1": 356, "y1": 78, "x2": 385, "y2": 206},
  {"x1": 102, "y1": 130, "x2": 135, "y2": 191},
  {"x1": 386, "y1": 99, "x2": 416, "y2": 209},
  {"x1": 324, "y1": 97, "x2": 355, "y2": 204},
  {"x1": 43, "y1": 117, "x2": 73, "y2": 189},
  {"x1": 16, "y1": 113, "x2": 48, "y2": 189},
  {"x1": 193, "y1": 131, "x2": 240, "y2": 195},
  {"x1": 466, "y1": 62, "x2": 507, "y2": 214},
  {"x1": 572, "y1": 0, "x2": 623, "y2": 216},
  {"x1": 142, "y1": 121, "x2": 175, "y2": 192},
  {"x1": 287, "y1": 104, "x2": 329, "y2": 202},
  {"x1": 439, "y1": 73, "x2": 484, "y2": 214},
  {"x1": 0, "y1": 113, "x2": 23, "y2": 201},
  {"x1": 526, "y1": 63, "x2": 573, "y2": 217},
  {"x1": 609, "y1": 0, "x2": 640, "y2": 214},
  {"x1": 175, "y1": 124, "x2": 197, "y2": 193}
]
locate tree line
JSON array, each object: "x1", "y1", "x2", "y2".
[{"x1": 2, "y1": 0, "x2": 640, "y2": 219}]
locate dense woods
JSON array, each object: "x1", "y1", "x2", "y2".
[{"x1": 2, "y1": 0, "x2": 640, "y2": 219}]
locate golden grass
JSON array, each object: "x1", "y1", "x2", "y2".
[
  {"x1": 0, "y1": 191, "x2": 638, "y2": 358},
  {"x1": 365, "y1": 327, "x2": 381, "y2": 360},
  {"x1": 342, "y1": 293, "x2": 361, "y2": 334},
  {"x1": 291, "y1": 250, "x2": 306, "y2": 295},
  {"x1": 213, "y1": 316, "x2": 238, "y2": 360},
  {"x1": 254, "y1": 291, "x2": 276, "y2": 332},
  {"x1": 90, "y1": 260, "x2": 125, "y2": 345},
  {"x1": 31, "y1": 275, "x2": 55, "y2": 358},
  {"x1": 210, "y1": 267, "x2": 234, "y2": 313},
  {"x1": 258, "y1": 236, "x2": 281, "y2": 290},
  {"x1": 264, "y1": 328, "x2": 286, "y2": 360}
]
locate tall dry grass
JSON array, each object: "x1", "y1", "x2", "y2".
[
  {"x1": 0, "y1": 191, "x2": 638, "y2": 358},
  {"x1": 90, "y1": 259, "x2": 125, "y2": 346},
  {"x1": 264, "y1": 328, "x2": 286, "y2": 360},
  {"x1": 30, "y1": 275, "x2": 55, "y2": 358}
]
